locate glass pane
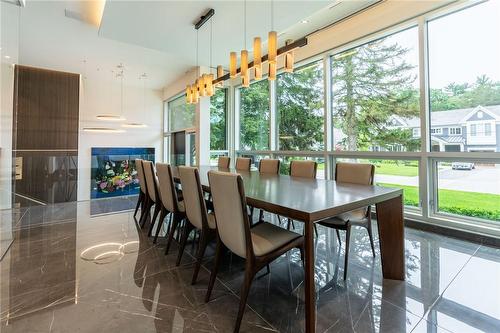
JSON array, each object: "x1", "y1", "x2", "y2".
[
  {"x1": 276, "y1": 156, "x2": 325, "y2": 179},
  {"x1": 337, "y1": 158, "x2": 420, "y2": 208},
  {"x1": 436, "y1": 161, "x2": 500, "y2": 222},
  {"x1": 210, "y1": 88, "x2": 227, "y2": 150},
  {"x1": 168, "y1": 95, "x2": 195, "y2": 132},
  {"x1": 277, "y1": 61, "x2": 324, "y2": 150},
  {"x1": 210, "y1": 151, "x2": 229, "y2": 166},
  {"x1": 331, "y1": 27, "x2": 420, "y2": 152},
  {"x1": 428, "y1": 1, "x2": 500, "y2": 152},
  {"x1": 239, "y1": 79, "x2": 270, "y2": 150},
  {"x1": 236, "y1": 153, "x2": 271, "y2": 170}
]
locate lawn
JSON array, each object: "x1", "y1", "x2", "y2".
[
  {"x1": 378, "y1": 183, "x2": 500, "y2": 221},
  {"x1": 373, "y1": 162, "x2": 419, "y2": 177}
]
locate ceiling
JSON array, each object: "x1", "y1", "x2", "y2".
[{"x1": 12, "y1": 0, "x2": 379, "y2": 90}]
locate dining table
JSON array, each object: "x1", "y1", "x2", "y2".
[{"x1": 171, "y1": 165, "x2": 405, "y2": 333}]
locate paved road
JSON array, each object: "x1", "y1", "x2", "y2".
[{"x1": 376, "y1": 166, "x2": 500, "y2": 195}]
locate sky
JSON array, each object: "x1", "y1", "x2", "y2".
[{"x1": 381, "y1": 0, "x2": 500, "y2": 89}]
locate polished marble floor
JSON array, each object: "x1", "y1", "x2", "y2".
[{"x1": 0, "y1": 196, "x2": 499, "y2": 332}]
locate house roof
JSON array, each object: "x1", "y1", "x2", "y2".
[{"x1": 403, "y1": 105, "x2": 500, "y2": 128}]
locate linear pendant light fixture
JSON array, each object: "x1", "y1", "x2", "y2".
[
  {"x1": 97, "y1": 65, "x2": 126, "y2": 121},
  {"x1": 123, "y1": 73, "x2": 148, "y2": 128}
]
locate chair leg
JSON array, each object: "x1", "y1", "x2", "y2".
[
  {"x1": 134, "y1": 192, "x2": 143, "y2": 218},
  {"x1": 314, "y1": 224, "x2": 318, "y2": 237},
  {"x1": 344, "y1": 224, "x2": 352, "y2": 280},
  {"x1": 249, "y1": 206, "x2": 254, "y2": 223},
  {"x1": 153, "y1": 208, "x2": 168, "y2": 244},
  {"x1": 165, "y1": 213, "x2": 182, "y2": 255},
  {"x1": 192, "y1": 229, "x2": 209, "y2": 285},
  {"x1": 147, "y1": 205, "x2": 161, "y2": 237},
  {"x1": 176, "y1": 221, "x2": 193, "y2": 266},
  {"x1": 205, "y1": 236, "x2": 223, "y2": 302},
  {"x1": 139, "y1": 199, "x2": 152, "y2": 228},
  {"x1": 287, "y1": 218, "x2": 292, "y2": 230},
  {"x1": 258, "y1": 209, "x2": 264, "y2": 223},
  {"x1": 367, "y1": 221, "x2": 376, "y2": 257},
  {"x1": 234, "y1": 263, "x2": 256, "y2": 333}
]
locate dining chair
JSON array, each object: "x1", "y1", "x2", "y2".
[
  {"x1": 155, "y1": 163, "x2": 187, "y2": 250},
  {"x1": 250, "y1": 159, "x2": 280, "y2": 222},
  {"x1": 133, "y1": 159, "x2": 147, "y2": 219},
  {"x1": 206, "y1": 171, "x2": 304, "y2": 333},
  {"x1": 178, "y1": 166, "x2": 217, "y2": 281},
  {"x1": 318, "y1": 162, "x2": 376, "y2": 280},
  {"x1": 140, "y1": 161, "x2": 162, "y2": 233},
  {"x1": 218, "y1": 156, "x2": 231, "y2": 169},
  {"x1": 285, "y1": 160, "x2": 318, "y2": 231},
  {"x1": 235, "y1": 157, "x2": 251, "y2": 171}
]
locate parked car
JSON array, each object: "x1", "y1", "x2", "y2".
[{"x1": 451, "y1": 162, "x2": 475, "y2": 170}]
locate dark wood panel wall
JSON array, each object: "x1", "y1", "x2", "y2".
[
  {"x1": 13, "y1": 65, "x2": 80, "y2": 150},
  {"x1": 12, "y1": 66, "x2": 80, "y2": 204}
]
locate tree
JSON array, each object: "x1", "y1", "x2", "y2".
[
  {"x1": 210, "y1": 89, "x2": 227, "y2": 151},
  {"x1": 331, "y1": 38, "x2": 419, "y2": 151},
  {"x1": 277, "y1": 62, "x2": 324, "y2": 150},
  {"x1": 239, "y1": 79, "x2": 270, "y2": 150}
]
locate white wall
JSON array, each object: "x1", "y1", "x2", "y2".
[{"x1": 78, "y1": 76, "x2": 163, "y2": 200}]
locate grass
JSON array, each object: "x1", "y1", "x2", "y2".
[
  {"x1": 373, "y1": 162, "x2": 419, "y2": 177},
  {"x1": 378, "y1": 183, "x2": 500, "y2": 221}
]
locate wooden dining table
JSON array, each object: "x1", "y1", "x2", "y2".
[{"x1": 172, "y1": 165, "x2": 405, "y2": 333}]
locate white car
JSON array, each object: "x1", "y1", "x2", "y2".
[{"x1": 451, "y1": 162, "x2": 475, "y2": 170}]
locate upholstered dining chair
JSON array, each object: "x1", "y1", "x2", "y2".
[
  {"x1": 235, "y1": 157, "x2": 251, "y2": 171},
  {"x1": 155, "y1": 163, "x2": 186, "y2": 248},
  {"x1": 218, "y1": 156, "x2": 230, "y2": 169},
  {"x1": 285, "y1": 160, "x2": 318, "y2": 231},
  {"x1": 178, "y1": 166, "x2": 217, "y2": 281},
  {"x1": 140, "y1": 161, "x2": 162, "y2": 232},
  {"x1": 134, "y1": 159, "x2": 147, "y2": 219},
  {"x1": 318, "y1": 162, "x2": 376, "y2": 280},
  {"x1": 249, "y1": 159, "x2": 281, "y2": 223},
  {"x1": 206, "y1": 171, "x2": 304, "y2": 333}
]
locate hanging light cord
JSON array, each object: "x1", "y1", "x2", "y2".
[
  {"x1": 244, "y1": 0, "x2": 247, "y2": 49},
  {"x1": 120, "y1": 70, "x2": 123, "y2": 117},
  {"x1": 196, "y1": 29, "x2": 199, "y2": 68},
  {"x1": 210, "y1": 19, "x2": 213, "y2": 71},
  {"x1": 271, "y1": 0, "x2": 274, "y2": 31}
]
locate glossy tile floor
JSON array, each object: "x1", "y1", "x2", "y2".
[{"x1": 0, "y1": 196, "x2": 499, "y2": 333}]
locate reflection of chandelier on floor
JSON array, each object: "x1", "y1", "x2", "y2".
[{"x1": 186, "y1": 0, "x2": 303, "y2": 105}]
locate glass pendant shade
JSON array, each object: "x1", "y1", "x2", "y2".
[
  {"x1": 198, "y1": 75, "x2": 207, "y2": 97},
  {"x1": 230, "y1": 52, "x2": 237, "y2": 78},
  {"x1": 241, "y1": 50, "x2": 249, "y2": 87},
  {"x1": 268, "y1": 61, "x2": 276, "y2": 80},
  {"x1": 186, "y1": 85, "x2": 192, "y2": 104},
  {"x1": 284, "y1": 51, "x2": 294, "y2": 73},
  {"x1": 216, "y1": 65, "x2": 224, "y2": 87},
  {"x1": 193, "y1": 81, "x2": 199, "y2": 103},
  {"x1": 268, "y1": 31, "x2": 277, "y2": 64},
  {"x1": 206, "y1": 73, "x2": 214, "y2": 96},
  {"x1": 253, "y1": 37, "x2": 262, "y2": 79}
]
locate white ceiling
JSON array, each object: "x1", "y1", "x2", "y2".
[{"x1": 13, "y1": 0, "x2": 379, "y2": 90}]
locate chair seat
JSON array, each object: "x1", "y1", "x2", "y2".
[
  {"x1": 207, "y1": 212, "x2": 217, "y2": 229},
  {"x1": 319, "y1": 208, "x2": 367, "y2": 228},
  {"x1": 251, "y1": 222, "x2": 301, "y2": 257}
]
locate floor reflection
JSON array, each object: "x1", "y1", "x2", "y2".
[{"x1": 0, "y1": 198, "x2": 498, "y2": 333}]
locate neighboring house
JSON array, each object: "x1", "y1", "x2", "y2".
[{"x1": 382, "y1": 105, "x2": 500, "y2": 152}]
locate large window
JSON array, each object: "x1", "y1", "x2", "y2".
[
  {"x1": 210, "y1": 88, "x2": 227, "y2": 151},
  {"x1": 331, "y1": 27, "x2": 420, "y2": 152},
  {"x1": 168, "y1": 94, "x2": 195, "y2": 132},
  {"x1": 239, "y1": 79, "x2": 270, "y2": 150},
  {"x1": 277, "y1": 61, "x2": 324, "y2": 150},
  {"x1": 428, "y1": 1, "x2": 500, "y2": 153}
]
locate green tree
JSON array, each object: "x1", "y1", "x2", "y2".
[
  {"x1": 210, "y1": 88, "x2": 227, "y2": 150},
  {"x1": 240, "y1": 79, "x2": 270, "y2": 150},
  {"x1": 331, "y1": 38, "x2": 419, "y2": 151},
  {"x1": 277, "y1": 62, "x2": 324, "y2": 150}
]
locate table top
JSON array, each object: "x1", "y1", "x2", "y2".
[{"x1": 172, "y1": 166, "x2": 403, "y2": 222}]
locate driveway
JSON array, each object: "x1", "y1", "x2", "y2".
[{"x1": 376, "y1": 165, "x2": 500, "y2": 195}]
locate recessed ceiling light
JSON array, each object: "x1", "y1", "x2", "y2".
[
  {"x1": 301, "y1": 20, "x2": 309, "y2": 24},
  {"x1": 4, "y1": 55, "x2": 10, "y2": 59}
]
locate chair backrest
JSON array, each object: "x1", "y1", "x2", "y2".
[
  {"x1": 235, "y1": 157, "x2": 251, "y2": 171},
  {"x1": 156, "y1": 162, "x2": 180, "y2": 212},
  {"x1": 142, "y1": 160, "x2": 159, "y2": 202},
  {"x1": 208, "y1": 171, "x2": 252, "y2": 259},
  {"x1": 290, "y1": 160, "x2": 317, "y2": 179},
  {"x1": 258, "y1": 159, "x2": 280, "y2": 174},
  {"x1": 135, "y1": 159, "x2": 147, "y2": 194},
  {"x1": 178, "y1": 166, "x2": 208, "y2": 230},
  {"x1": 217, "y1": 156, "x2": 230, "y2": 169},
  {"x1": 335, "y1": 162, "x2": 375, "y2": 186}
]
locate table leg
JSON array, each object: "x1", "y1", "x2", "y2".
[
  {"x1": 304, "y1": 221, "x2": 316, "y2": 332},
  {"x1": 375, "y1": 194, "x2": 405, "y2": 280}
]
